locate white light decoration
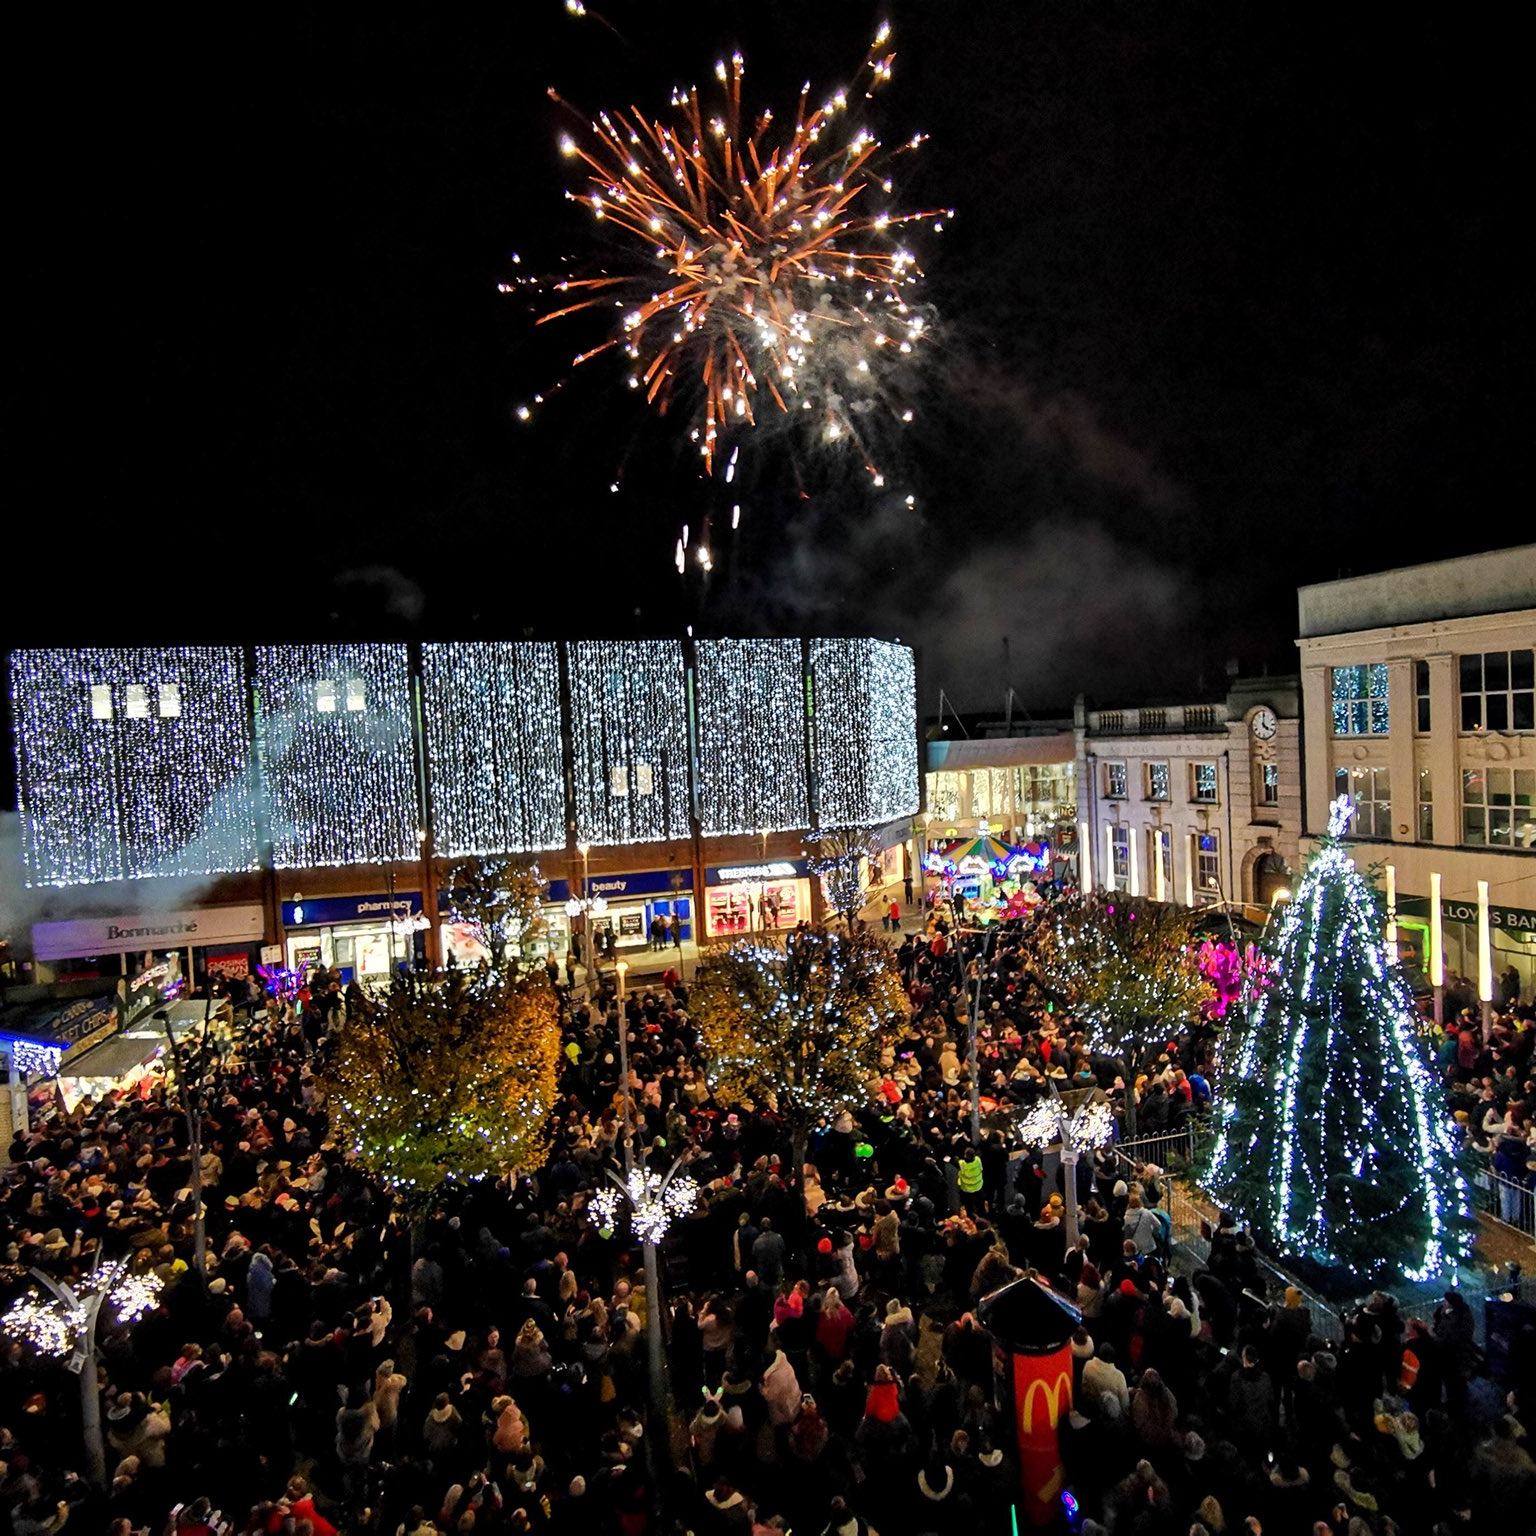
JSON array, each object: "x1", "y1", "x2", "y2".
[
  {"x1": 567, "y1": 641, "x2": 690, "y2": 844},
  {"x1": 421, "y1": 642, "x2": 566, "y2": 856},
  {"x1": 1, "y1": 1296, "x2": 83, "y2": 1357},
  {"x1": 695, "y1": 639, "x2": 809, "y2": 835},
  {"x1": 1206, "y1": 795, "x2": 1470, "y2": 1284},
  {"x1": 6, "y1": 1037, "x2": 65, "y2": 1078},
  {"x1": 11, "y1": 646, "x2": 257, "y2": 886},
  {"x1": 808, "y1": 639, "x2": 918, "y2": 827},
  {"x1": 255, "y1": 644, "x2": 419, "y2": 868},
  {"x1": 1, "y1": 1262, "x2": 162, "y2": 1358},
  {"x1": 589, "y1": 1166, "x2": 700, "y2": 1245},
  {"x1": 1017, "y1": 1097, "x2": 1113, "y2": 1152}
]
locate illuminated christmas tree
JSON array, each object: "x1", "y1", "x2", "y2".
[
  {"x1": 693, "y1": 927, "x2": 908, "y2": 1174},
  {"x1": 1204, "y1": 798, "x2": 1471, "y2": 1286},
  {"x1": 323, "y1": 971, "x2": 560, "y2": 1204}
]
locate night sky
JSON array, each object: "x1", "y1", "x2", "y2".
[{"x1": 11, "y1": 3, "x2": 1524, "y2": 714}]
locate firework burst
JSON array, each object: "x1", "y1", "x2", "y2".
[{"x1": 511, "y1": 20, "x2": 948, "y2": 491}]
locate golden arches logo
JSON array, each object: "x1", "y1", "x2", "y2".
[{"x1": 1019, "y1": 1370, "x2": 1073, "y2": 1435}]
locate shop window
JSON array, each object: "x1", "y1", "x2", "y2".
[
  {"x1": 1336, "y1": 765, "x2": 1391, "y2": 839},
  {"x1": 1460, "y1": 649, "x2": 1535, "y2": 733},
  {"x1": 89, "y1": 684, "x2": 113, "y2": 721},
  {"x1": 1332, "y1": 664, "x2": 1390, "y2": 736},
  {"x1": 345, "y1": 677, "x2": 367, "y2": 713},
  {"x1": 1196, "y1": 832, "x2": 1221, "y2": 898},
  {"x1": 1104, "y1": 761, "x2": 1127, "y2": 800},
  {"x1": 316, "y1": 680, "x2": 337, "y2": 713},
  {"x1": 1145, "y1": 761, "x2": 1170, "y2": 800},
  {"x1": 1110, "y1": 825, "x2": 1130, "y2": 884},
  {"x1": 125, "y1": 684, "x2": 150, "y2": 719},
  {"x1": 1191, "y1": 761, "x2": 1218, "y2": 803},
  {"x1": 1418, "y1": 768, "x2": 1434, "y2": 842},
  {"x1": 1461, "y1": 766, "x2": 1536, "y2": 850},
  {"x1": 1261, "y1": 762, "x2": 1279, "y2": 807},
  {"x1": 635, "y1": 762, "x2": 655, "y2": 796},
  {"x1": 609, "y1": 765, "x2": 629, "y2": 797},
  {"x1": 1414, "y1": 660, "x2": 1431, "y2": 733},
  {"x1": 157, "y1": 682, "x2": 181, "y2": 718}
]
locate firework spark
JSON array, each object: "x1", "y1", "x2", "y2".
[{"x1": 513, "y1": 22, "x2": 948, "y2": 486}]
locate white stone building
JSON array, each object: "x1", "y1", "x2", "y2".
[
  {"x1": 1075, "y1": 677, "x2": 1303, "y2": 917},
  {"x1": 1297, "y1": 544, "x2": 1536, "y2": 997}
]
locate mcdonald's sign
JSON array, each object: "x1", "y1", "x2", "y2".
[{"x1": 1019, "y1": 1368, "x2": 1073, "y2": 1435}]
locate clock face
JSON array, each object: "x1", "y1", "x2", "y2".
[{"x1": 1251, "y1": 707, "x2": 1278, "y2": 740}]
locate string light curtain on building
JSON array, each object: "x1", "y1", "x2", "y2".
[
  {"x1": 422, "y1": 641, "x2": 565, "y2": 856},
  {"x1": 255, "y1": 643, "x2": 419, "y2": 868}
]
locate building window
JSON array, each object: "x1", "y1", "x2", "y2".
[
  {"x1": 1104, "y1": 761, "x2": 1127, "y2": 799},
  {"x1": 1336, "y1": 765, "x2": 1391, "y2": 839},
  {"x1": 157, "y1": 682, "x2": 181, "y2": 719},
  {"x1": 1155, "y1": 828, "x2": 1173, "y2": 898},
  {"x1": 1461, "y1": 766, "x2": 1536, "y2": 850},
  {"x1": 1261, "y1": 762, "x2": 1279, "y2": 806},
  {"x1": 1418, "y1": 767, "x2": 1433, "y2": 842},
  {"x1": 1191, "y1": 761, "x2": 1218, "y2": 803},
  {"x1": 89, "y1": 684, "x2": 113, "y2": 721},
  {"x1": 1111, "y1": 825, "x2": 1131, "y2": 884},
  {"x1": 1195, "y1": 832, "x2": 1221, "y2": 898},
  {"x1": 1332, "y1": 664, "x2": 1390, "y2": 736},
  {"x1": 1460, "y1": 649, "x2": 1535, "y2": 733},
  {"x1": 344, "y1": 677, "x2": 367, "y2": 713},
  {"x1": 1145, "y1": 761, "x2": 1170, "y2": 800},
  {"x1": 1414, "y1": 660, "x2": 1431, "y2": 734},
  {"x1": 316, "y1": 680, "x2": 337, "y2": 714},
  {"x1": 124, "y1": 684, "x2": 149, "y2": 720}
]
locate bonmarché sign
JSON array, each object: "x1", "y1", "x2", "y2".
[{"x1": 32, "y1": 905, "x2": 265, "y2": 962}]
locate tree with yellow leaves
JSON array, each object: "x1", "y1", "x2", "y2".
[
  {"x1": 693, "y1": 927, "x2": 909, "y2": 1177},
  {"x1": 1018, "y1": 893, "x2": 1212, "y2": 1137},
  {"x1": 323, "y1": 970, "x2": 560, "y2": 1204}
]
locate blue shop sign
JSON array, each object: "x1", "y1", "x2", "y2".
[
  {"x1": 544, "y1": 869, "x2": 691, "y2": 903},
  {"x1": 283, "y1": 893, "x2": 422, "y2": 928}
]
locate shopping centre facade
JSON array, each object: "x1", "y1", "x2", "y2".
[{"x1": 8, "y1": 636, "x2": 920, "y2": 983}]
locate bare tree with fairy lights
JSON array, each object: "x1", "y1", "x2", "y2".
[
  {"x1": 321, "y1": 971, "x2": 561, "y2": 1226},
  {"x1": 444, "y1": 855, "x2": 548, "y2": 971},
  {"x1": 803, "y1": 825, "x2": 883, "y2": 929},
  {"x1": 1, "y1": 1253, "x2": 162, "y2": 1488},
  {"x1": 1018, "y1": 894, "x2": 1212, "y2": 1138},
  {"x1": 693, "y1": 927, "x2": 908, "y2": 1179},
  {"x1": 1203, "y1": 797, "x2": 1472, "y2": 1288}
]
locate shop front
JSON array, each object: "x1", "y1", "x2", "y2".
[
  {"x1": 280, "y1": 892, "x2": 424, "y2": 981},
  {"x1": 703, "y1": 858, "x2": 813, "y2": 938},
  {"x1": 31, "y1": 904, "x2": 266, "y2": 984},
  {"x1": 1398, "y1": 892, "x2": 1536, "y2": 1000},
  {"x1": 545, "y1": 870, "x2": 694, "y2": 956}
]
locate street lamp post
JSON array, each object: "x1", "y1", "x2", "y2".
[
  {"x1": 960, "y1": 925, "x2": 996, "y2": 1146},
  {"x1": 0, "y1": 1254, "x2": 163, "y2": 1488},
  {"x1": 1017, "y1": 1083, "x2": 1114, "y2": 1251}
]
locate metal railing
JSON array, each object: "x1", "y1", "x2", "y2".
[{"x1": 1473, "y1": 1162, "x2": 1536, "y2": 1240}]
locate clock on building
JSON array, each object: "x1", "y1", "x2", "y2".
[{"x1": 1250, "y1": 707, "x2": 1278, "y2": 740}]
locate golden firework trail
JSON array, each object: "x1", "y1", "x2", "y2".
[{"x1": 510, "y1": 20, "x2": 949, "y2": 488}]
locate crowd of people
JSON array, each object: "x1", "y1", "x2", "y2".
[{"x1": 0, "y1": 901, "x2": 1532, "y2": 1536}]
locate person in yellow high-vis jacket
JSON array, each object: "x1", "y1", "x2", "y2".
[{"x1": 957, "y1": 1145, "x2": 985, "y2": 1215}]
